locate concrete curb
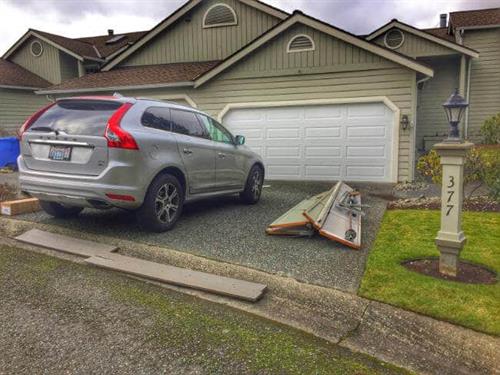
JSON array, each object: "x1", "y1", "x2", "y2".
[{"x1": 0, "y1": 216, "x2": 498, "y2": 375}]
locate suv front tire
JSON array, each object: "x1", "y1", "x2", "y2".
[{"x1": 240, "y1": 165, "x2": 264, "y2": 204}]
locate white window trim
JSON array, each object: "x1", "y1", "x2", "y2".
[
  {"x1": 286, "y1": 34, "x2": 315, "y2": 53},
  {"x1": 217, "y1": 96, "x2": 401, "y2": 183},
  {"x1": 383, "y1": 29, "x2": 404, "y2": 50},
  {"x1": 30, "y1": 40, "x2": 43, "y2": 57},
  {"x1": 202, "y1": 3, "x2": 238, "y2": 29}
]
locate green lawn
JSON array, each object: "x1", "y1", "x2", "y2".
[{"x1": 359, "y1": 210, "x2": 499, "y2": 336}]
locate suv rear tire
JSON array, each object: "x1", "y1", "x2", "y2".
[
  {"x1": 240, "y1": 165, "x2": 264, "y2": 204},
  {"x1": 136, "y1": 173, "x2": 184, "y2": 232},
  {"x1": 39, "y1": 201, "x2": 84, "y2": 218}
]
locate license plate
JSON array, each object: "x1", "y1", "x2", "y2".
[{"x1": 48, "y1": 146, "x2": 72, "y2": 161}]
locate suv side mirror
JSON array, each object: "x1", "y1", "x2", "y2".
[{"x1": 234, "y1": 135, "x2": 245, "y2": 145}]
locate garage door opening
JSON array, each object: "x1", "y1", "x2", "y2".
[{"x1": 223, "y1": 102, "x2": 396, "y2": 182}]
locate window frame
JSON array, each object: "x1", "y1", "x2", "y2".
[
  {"x1": 202, "y1": 3, "x2": 238, "y2": 29},
  {"x1": 196, "y1": 113, "x2": 235, "y2": 145},
  {"x1": 286, "y1": 34, "x2": 315, "y2": 53},
  {"x1": 141, "y1": 106, "x2": 172, "y2": 132},
  {"x1": 384, "y1": 29, "x2": 404, "y2": 50},
  {"x1": 170, "y1": 108, "x2": 210, "y2": 139},
  {"x1": 30, "y1": 40, "x2": 44, "y2": 57}
]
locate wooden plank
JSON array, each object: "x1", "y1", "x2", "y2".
[
  {"x1": 85, "y1": 253, "x2": 267, "y2": 302},
  {"x1": 15, "y1": 229, "x2": 118, "y2": 257},
  {"x1": 1, "y1": 198, "x2": 40, "y2": 216}
]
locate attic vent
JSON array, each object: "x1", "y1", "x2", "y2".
[
  {"x1": 106, "y1": 35, "x2": 126, "y2": 44},
  {"x1": 384, "y1": 29, "x2": 404, "y2": 49},
  {"x1": 287, "y1": 34, "x2": 315, "y2": 53},
  {"x1": 203, "y1": 3, "x2": 237, "y2": 28},
  {"x1": 30, "y1": 40, "x2": 43, "y2": 57}
]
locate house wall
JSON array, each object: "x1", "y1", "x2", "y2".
[
  {"x1": 372, "y1": 28, "x2": 458, "y2": 58},
  {"x1": 0, "y1": 88, "x2": 49, "y2": 135},
  {"x1": 59, "y1": 51, "x2": 80, "y2": 81},
  {"x1": 119, "y1": 0, "x2": 280, "y2": 67},
  {"x1": 10, "y1": 37, "x2": 63, "y2": 84},
  {"x1": 463, "y1": 28, "x2": 500, "y2": 141},
  {"x1": 416, "y1": 56, "x2": 460, "y2": 151}
]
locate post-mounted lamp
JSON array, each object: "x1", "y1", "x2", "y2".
[{"x1": 442, "y1": 89, "x2": 468, "y2": 142}]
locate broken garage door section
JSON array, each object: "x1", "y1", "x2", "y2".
[{"x1": 267, "y1": 181, "x2": 364, "y2": 249}]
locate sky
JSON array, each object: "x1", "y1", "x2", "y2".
[{"x1": 1, "y1": 0, "x2": 499, "y2": 55}]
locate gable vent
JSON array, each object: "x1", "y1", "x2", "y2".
[
  {"x1": 287, "y1": 35, "x2": 315, "y2": 53},
  {"x1": 203, "y1": 4, "x2": 237, "y2": 28}
]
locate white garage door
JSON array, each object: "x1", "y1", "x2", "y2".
[{"x1": 224, "y1": 102, "x2": 395, "y2": 182}]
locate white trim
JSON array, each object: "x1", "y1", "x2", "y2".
[
  {"x1": 457, "y1": 25, "x2": 500, "y2": 31},
  {"x1": 286, "y1": 34, "x2": 315, "y2": 53},
  {"x1": 146, "y1": 93, "x2": 198, "y2": 108},
  {"x1": 30, "y1": 40, "x2": 43, "y2": 57},
  {"x1": 36, "y1": 81, "x2": 194, "y2": 95},
  {"x1": 366, "y1": 21, "x2": 479, "y2": 58},
  {"x1": 383, "y1": 29, "x2": 404, "y2": 50},
  {"x1": 218, "y1": 96, "x2": 400, "y2": 183},
  {"x1": 202, "y1": 3, "x2": 238, "y2": 29},
  {"x1": 0, "y1": 84, "x2": 40, "y2": 90},
  {"x1": 195, "y1": 13, "x2": 433, "y2": 87},
  {"x1": 238, "y1": 0, "x2": 288, "y2": 20}
]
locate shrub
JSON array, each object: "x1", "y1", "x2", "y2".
[
  {"x1": 480, "y1": 113, "x2": 500, "y2": 144},
  {"x1": 417, "y1": 146, "x2": 500, "y2": 201}
]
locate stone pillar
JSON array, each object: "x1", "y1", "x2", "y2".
[{"x1": 433, "y1": 141, "x2": 473, "y2": 276}]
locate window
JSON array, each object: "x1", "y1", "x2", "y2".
[
  {"x1": 203, "y1": 3, "x2": 237, "y2": 28},
  {"x1": 196, "y1": 114, "x2": 233, "y2": 144},
  {"x1": 171, "y1": 109, "x2": 207, "y2": 138},
  {"x1": 30, "y1": 40, "x2": 43, "y2": 57},
  {"x1": 142, "y1": 107, "x2": 171, "y2": 132},
  {"x1": 287, "y1": 34, "x2": 315, "y2": 53},
  {"x1": 384, "y1": 29, "x2": 404, "y2": 49}
]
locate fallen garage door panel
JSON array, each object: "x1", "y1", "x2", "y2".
[
  {"x1": 15, "y1": 229, "x2": 118, "y2": 257},
  {"x1": 85, "y1": 253, "x2": 267, "y2": 302}
]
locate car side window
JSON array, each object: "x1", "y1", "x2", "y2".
[
  {"x1": 197, "y1": 114, "x2": 233, "y2": 144},
  {"x1": 171, "y1": 109, "x2": 208, "y2": 139},
  {"x1": 141, "y1": 107, "x2": 171, "y2": 132}
]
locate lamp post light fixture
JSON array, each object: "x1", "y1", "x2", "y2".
[
  {"x1": 442, "y1": 89, "x2": 469, "y2": 142},
  {"x1": 433, "y1": 89, "x2": 473, "y2": 277}
]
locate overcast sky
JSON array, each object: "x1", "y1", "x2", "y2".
[{"x1": 1, "y1": 0, "x2": 499, "y2": 55}]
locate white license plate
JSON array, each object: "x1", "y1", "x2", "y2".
[{"x1": 48, "y1": 146, "x2": 72, "y2": 161}]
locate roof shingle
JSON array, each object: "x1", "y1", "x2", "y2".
[
  {"x1": 0, "y1": 59, "x2": 51, "y2": 88},
  {"x1": 449, "y1": 7, "x2": 500, "y2": 29},
  {"x1": 39, "y1": 61, "x2": 220, "y2": 92},
  {"x1": 75, "y1": 31, "x2": 148, "y2": 58},
  {"x1": 422, "y1": 27, "x2": 455, "y2": 42}
]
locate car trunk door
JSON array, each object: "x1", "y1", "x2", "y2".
[{"x1": 21, "y1": 99, "x2": 122, "y2": 176}]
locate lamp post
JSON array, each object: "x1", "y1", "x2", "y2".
[{"x1": 433, "y1": 89, "x2": 473, "y2": 277}]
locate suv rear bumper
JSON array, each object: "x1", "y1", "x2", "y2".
[{"x1": 18, "y1": 157, "x2": 144, "y2": 209}]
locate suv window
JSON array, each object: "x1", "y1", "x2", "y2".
[
  {"x1": 141, "y1": 107, "x2": 171, "y2": 132},
  {"x1": 171, "y1": 109, "x2": 207, "y2": 138},
  {"x1": 28, "y1": 100, "x2": 121, "y2": 136},
  {"x1": 196, "y1": 114, "x2": 233, "y2": 144}
]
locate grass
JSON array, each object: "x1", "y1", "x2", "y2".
[
  {"x1": 359, "y1": 209, "x2": 500, "y2": 336},
  {"x1": 0, "y1": 246, "x2": 409, "y2": 374}
]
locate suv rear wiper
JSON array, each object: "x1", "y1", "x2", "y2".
[{"x1": 30, "y1": 126, "x2": 55, "y2": 132}]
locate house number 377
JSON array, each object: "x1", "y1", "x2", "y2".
[{"x1": 446, "y1": 176, "x2": 455, "y2": 216}]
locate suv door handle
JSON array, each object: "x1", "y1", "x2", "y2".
[
  {"x1": 183, "y1": 148, "x2": 193, "y2": 155},
  {"x1": 218, "y1": 152, "x2": 226, "y2": 158}
]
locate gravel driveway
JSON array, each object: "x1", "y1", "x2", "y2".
[{"x1": 18, "y1": 181, "x2": 390, "y2": 292}]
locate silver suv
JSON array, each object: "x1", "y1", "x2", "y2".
[{"x1": 18, "y1": 96, "x2": 264, "y2": 231}]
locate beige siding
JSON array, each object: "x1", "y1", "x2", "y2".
[
  {"x1": 373, "y1": 28, "x2": 458, "y2": 58},
  {"x1": 59, "y1": 52, "x2": 79, "y2": 81},
  {"x1": 120, "y1": 0, "x2": 280, "y2": 67},
  {"x1": 416, "y1": 56, "x2": 460, "y2": 151},
  {"x1": 464, "y1": 28, "x2": 500, "y2": 141},
  {"x1": 0, "y1": 88, "x2": 49, "y2": 135},
  {"x1": 10, "y1": 37, "x2": 62, "y2": 84}
]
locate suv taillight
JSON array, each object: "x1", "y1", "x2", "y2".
[
  {"x1": 104, "y1": 102, "x2": 138, "y2": 150},
  {"x1": 17, "y1": 102, "x2": 56, "y2": 139}
]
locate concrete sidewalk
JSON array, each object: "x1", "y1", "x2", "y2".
[{"x1": 1, "y1": 217, "x2": 498, "y2": 375}]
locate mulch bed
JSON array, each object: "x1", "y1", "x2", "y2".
[
  {"x1": 387, "y1": 196, "x2": 500, "y2": 212},
  {"x1": 403, "y1": 258, "x2": 497, "y2": 284}
]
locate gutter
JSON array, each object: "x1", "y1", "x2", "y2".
[
  {"x1": 35, "y1": 81, "x2": 195, "y2": 95},
  {"x1": 0, "y1": 84, "x2": 41, "y2": 90}
]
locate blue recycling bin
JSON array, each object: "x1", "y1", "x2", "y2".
[{"x1": 0, "y1": 137, "x2": 20, "y2": 169}]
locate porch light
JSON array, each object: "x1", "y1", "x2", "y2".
[{"x1": 442, "y1": 89, "x2": 468, "y2": 142}]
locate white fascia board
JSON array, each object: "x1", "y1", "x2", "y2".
[
  {"x1": 0, "y1": 84, "x2": 40, "y2": 90},
  {"x1": 35, "y1": 81, "x2": 194, "y2": 95}
]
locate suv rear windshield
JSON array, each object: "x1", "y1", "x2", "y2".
[{"x1": 28, "y1": 100, "x2": 122, "y2": 136}]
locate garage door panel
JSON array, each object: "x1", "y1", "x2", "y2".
[{"x1": 224, "y1": 103, "x2": 394, "y2": 182}]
